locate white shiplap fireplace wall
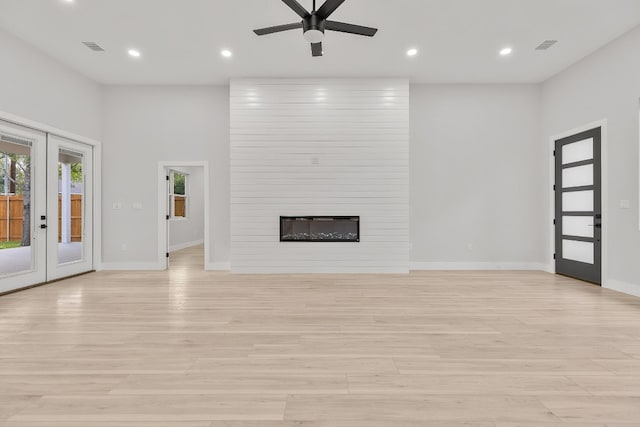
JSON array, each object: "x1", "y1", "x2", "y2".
[{"x1": 230, "y1": 79, "x2": 409, "y2": 273}]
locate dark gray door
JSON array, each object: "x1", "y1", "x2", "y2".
[{"x1": 555, "y1": 127, "x2": 602, "y2": 285}]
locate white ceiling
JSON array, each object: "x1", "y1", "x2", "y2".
[{"x1": 1, "y1": 0, "x2": 639, "y2": 85}]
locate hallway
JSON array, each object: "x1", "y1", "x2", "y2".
[{"x1": 169, "y1": 244, "x2": 204, "y2": 270}]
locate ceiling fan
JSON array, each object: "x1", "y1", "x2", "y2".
[{"x1": 253, "y1": 0, "x2": 378, "y2": 57}]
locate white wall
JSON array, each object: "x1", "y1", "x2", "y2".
[
  {"x1": 101, "y1": 82, "x2": 545, "y2": 272},
  {"x1": 0, "y1": 28, "x2": 102, "y2": 141},
  {"x1": 169, "y1": 166, "x2": 205, "y2": 251},
  {"x1": 410, "y1": 84, "x2": 546, "y2": 269},
  {"x1": 230, "y1": 79, "x2": 410, "y2": 273},
  {"x1": 542, "y1": 26, "x2": 640, "y2": 295},
  {"x1": 101, "y1": 86, "x2": 229, "y2": 269}
]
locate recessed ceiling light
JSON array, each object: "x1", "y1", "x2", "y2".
[
  {"x1": 406, "y1": 48, "x2": 418, "y2": 57},
  {"x1": 62, "y1": 0, "x2": 74, "y2": 3},
  {"x1": 221, "y1": 49, "x2": 233, "y2": 58},
  {"x1": 128, "y1": 49, "x2": 141, "y2": 58},
  {"x1": 500, "y1": 47, "x2": 513, "y2": 56}
]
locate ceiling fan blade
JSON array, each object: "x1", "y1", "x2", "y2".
[
  {"x1": 325, "y1": 20, "x2": 378, "y2": 37},
  {"x1": 316, "y1": 0, "x2": 346, "y2": 19},
  {"x1": 311, "y1": 42, "x2": 323, "y2": 57},
  {"x1": 282, "y1": 0, "x2": 309, "y2": 18},
  {"x1": 254, "y1": 22, "x2": 302, "y2": 36}
]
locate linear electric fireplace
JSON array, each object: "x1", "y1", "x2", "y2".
[{"x1": 280, "y1": 216, "x2": 360, "y2": 242}]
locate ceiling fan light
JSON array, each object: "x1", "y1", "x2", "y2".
[{"x1": 304, "y1": 29, "x2": 325, "y2": 43}]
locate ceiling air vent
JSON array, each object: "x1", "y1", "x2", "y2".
[
  {"x1": 82, "y1": 41, "x2": 105, "y2": 52},
  {"x1": 535, "y1": 40, "x2": 558, "y2": 50}
]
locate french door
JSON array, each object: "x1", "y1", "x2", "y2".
[
  {"x1": 0, "y1": 121, "x2": 93, "y2": 293},
  {"x1": 554, "y1": 127, "x2": 602, "y2": 285},
  {"x1": 0, "y1": 121, "x2": 47, "y2": 292},
  {"x1": 46, "y1": 135, "x2": 93, "y2": 281}
]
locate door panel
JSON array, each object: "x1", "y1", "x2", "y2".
[
  {"x1": 46, "y1": 135, "x2": 93, "y2": 281},
  {"x1": 0, "y1": 121, "x2": 47, "y2": 293},
  {"x1": 555, "y1": 127, "x2": 602, "y2": 285}
]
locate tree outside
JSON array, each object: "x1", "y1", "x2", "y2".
[
  {"x1": 173, "y1": 172, "x2": 186, "y2": 195},
  {"x1": 1, "y1": 152, "x2": 31, "y2": 247}
]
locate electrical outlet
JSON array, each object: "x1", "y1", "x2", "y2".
[
  {"x1": 113, "y1": 202, "x2": 122, "y2": 210},
  {"x1": 133, "y1": 202, "x2": 142, "y2": 210},
  {"x1": 620, "y1": 200, "x2": 631, "y2": 209}
]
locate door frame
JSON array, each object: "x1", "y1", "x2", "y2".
[
  {"x1": 548, "y1": 119, "x2": 608, "y2": 287},
  {"x1": 0, "y1": 109, "x2": 102, "y2": 274},
  {"x1": 157, "y1": 161, "x2": 210, "y2": 270}
]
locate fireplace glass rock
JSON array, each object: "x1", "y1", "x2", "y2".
[{"x1": 280, "y1": 216, "x2": 360, "y2": 242}]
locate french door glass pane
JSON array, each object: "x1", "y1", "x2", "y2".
[
  {"x1": 0, "y1": 139, "x2": 33, "y2": 277},
  {"x1": 57, "y1": 149, "x2": 83, "y2": 265},
  {"x1": 562, "y1": 164, "x2": 593, "y2": 188},
  {"x1": 562, "y1": 138, "x2": 593, "y2": 164},
  {"x1": 563, "y1": 190, "x2": 594, "y2": 212},
  {"x1": 562, "y1": 216, "x2": 594, "y2": 238},
  {"x1": 563, "y1": 239, "x2": 594, "y2": 264}
]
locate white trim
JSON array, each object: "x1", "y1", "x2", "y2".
[
  {"x1": 410, "y1": 262, "x2": 548, "y2": 271},
  {"x1": 158, "y1": 161, "x2": 210, "y2": 271},
  {"x1": 169, "y1": 239, "x2": 204, "y2": 253},
  {"x1": 206, "y1": 262, "x2": 231, "y2": 271},
  {"x1": 548, "y1": 119, "x2": 608, "y2": 286},
  {"x1": 0, "y1": 110, "x2": 103, "y2": 275},
  {"x1": 101, "y1": 262, "x2": 165, "y2": 271},
  {"x1": 605, "y1": 279, "x2": 640, "y2": 298},
  {"x1": 541, "y1": 263, "x2": 555, "y2": 274},
  {"x1": 0, "y1": 110, "x2": 101, "y2": 148},
  {"x1": 93, "y1": 142, "x2": 103, "y2": 271}
]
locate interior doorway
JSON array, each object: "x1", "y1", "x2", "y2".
[{"x1": 157, "y1": 161, "x2": 210, "y2": 270}]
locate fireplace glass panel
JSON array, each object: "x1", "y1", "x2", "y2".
[{"x1": 280, "y1": 216, "x2": 360, "y2": 242}]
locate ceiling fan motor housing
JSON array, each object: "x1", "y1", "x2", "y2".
[{"x1": 303, "y1": 14, "x2": 325, "y2": 43}]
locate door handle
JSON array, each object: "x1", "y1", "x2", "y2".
[
  {"x1": 594, "y1": 215, "x2": 602, "y2": 228},
  {"x1": 40, "y1": 224, "x2": 47, "y2": 229}
]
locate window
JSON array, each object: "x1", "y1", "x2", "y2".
[{"x1": 169, "y1": 170, "x2": 188, "y2": 219}]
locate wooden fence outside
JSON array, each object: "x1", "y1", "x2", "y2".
[
  {"x1": 174, "y1": 195, "x2": 186, "y2": 217},
  {"x1": 0, "y1": 194, "x2": 82, "y2": 242}
]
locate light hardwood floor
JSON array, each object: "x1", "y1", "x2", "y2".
[{"x1": 1, "y1": 245, "x2": 640, "y2": 426}]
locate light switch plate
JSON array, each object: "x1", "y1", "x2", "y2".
[
  {"x1": 133, "y1": 202, "x2": 142, "y2": 210},
  {"x1": 620, "y1": 199, "x2": 631, "y2": 209},
  {"x1": 113, "y1": 202, "x2": 122, "y2": 210}
]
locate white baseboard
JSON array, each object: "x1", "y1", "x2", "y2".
[
  {"x1": 206, "y1": 262, "x2": 231, "y2": 271},
  {"x1": 605, "y1": 279, "x2": 640, "y2": 298},
  {"x1": 100, "y1": 262, "x2": 165, "y2": 271},
  {"x1": 410, "y1": 262, "x2": 548, "y2": 271},
  {"x1": 169, "y1": 239, "x2": 204, "y2": 253},
  {"x1": 542, "y1": 263, "x2": 555, "y2": 274},
  {"x1": 229, "y1": 268, "x2": 410, "y2": 274}
]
